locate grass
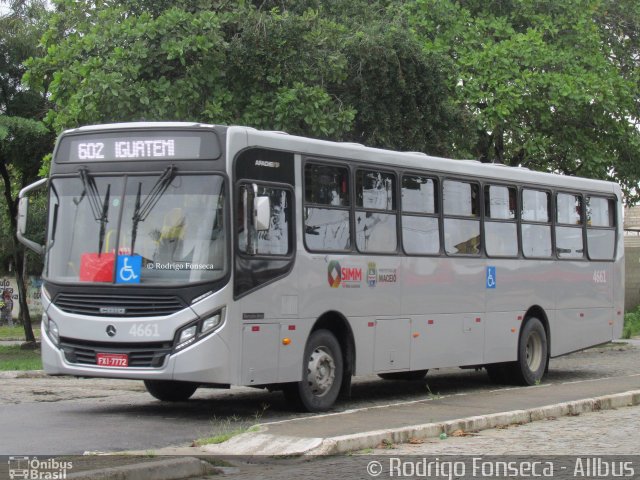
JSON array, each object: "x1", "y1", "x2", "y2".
[
  {"x1": 193, "y1": 404, "x2": 269, "y2": 447},
  {"x1": 192, "y1": 425, "x2": 260, "y2": 447},
  {"x1": 0, "y1": 344, "x2": 42, "y2": 370},
  {"x1": 623, "y1": 306, "x2": 640, "y2": 339},
  {"x1": 0, "y1": 325, "x2": 41, "y2": 340}
]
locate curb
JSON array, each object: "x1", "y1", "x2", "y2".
[
  {"x1": 200, "y1": 389, "x2": 640, "y2": 456},
  {"x1": 67, "y1": 457, "x2": 218, "y2": 480},
  {"x1": 311, "y1": 390, "x2": 640, "y2": 455}
]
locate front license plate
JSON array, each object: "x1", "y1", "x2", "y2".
[{"x1": 96, "y1": 353, "x2": 129, "y2": 367}]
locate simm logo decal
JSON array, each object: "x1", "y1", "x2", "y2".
[
  {"x1": 328, "y1": 261, "x2": 342, "y2": 288},
  {"x1": 327, "y1": 261, "x2": 363, "y2": 288}
]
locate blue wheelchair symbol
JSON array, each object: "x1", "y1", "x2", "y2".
[
  {"x1": 486, "y1": 266, "x2": 496, "y2": 289},
  {"x1": 116, "y1": 255, "x2": 142, "y2": 284}
]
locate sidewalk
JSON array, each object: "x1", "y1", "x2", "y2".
[{"x1": 199, "y1": 374, "x2": 640, "y2": 456}]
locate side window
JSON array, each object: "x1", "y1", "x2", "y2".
[
  {"x1": 401, "y1": 175, "x2": 440, "y2": 255},
  {"x1": 355, "y1": 169, "x2": 397, "y2": 253},
  {"x1": 238, "y1": 185, "x2": 292, "y2": 256},
  {"x1": 521, "y1": 189, "x2": 552, "y2": 258},
  {"x1": 586, "y1": 196, "x2": 616, "y2": 260},
  {"x1": 443, "y1": 180, "x2": 480, "y2": 255},
  {"x1": 484, "y1": 185, "x2": 518, "y2": 257},
  {"x1": 303, "y1": 163, "x2": 351, "y2": 251},
  {"x1": 556, "y1": 193, "x2": 584, "y2": 259}
]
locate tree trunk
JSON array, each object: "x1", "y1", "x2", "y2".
[
  {"x1": 0, "y1": 160, "x2": 35, "y2": 343},
  {"x1": 13, "y1": 234, "x2": 35, "y2": 343}
]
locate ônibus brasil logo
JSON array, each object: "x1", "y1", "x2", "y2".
[{"x1": 328, "y1": 260, "x2": 341, "y2": 288}]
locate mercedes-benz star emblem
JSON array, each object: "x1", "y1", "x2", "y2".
[{"x1": 106, "y1": 325, "x2": 117, "y2": 337}]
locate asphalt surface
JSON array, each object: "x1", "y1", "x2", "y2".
[{"x1": 0, "y1": 341, "x2": 638, "y2": 460}]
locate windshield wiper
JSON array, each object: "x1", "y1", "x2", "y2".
[
  {"x1": 130, "y1": 165, "x2": 177, "y2": 252},
  {"x1": 78, "y1": 168, "x2": 111, "y2": 255}
]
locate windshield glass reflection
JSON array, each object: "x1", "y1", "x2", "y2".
[{"x1": 46, "y1": 174, "x2": 227, "y2": 285}]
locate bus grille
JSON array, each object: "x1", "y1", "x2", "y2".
[
  {"x1": 60, "y1": 338, "x2": 173, "y2": 368},
  {"x1": 53, "y1": 293, "x2": 185, "y2": 317}
]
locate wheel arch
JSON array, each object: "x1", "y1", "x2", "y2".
[{"x1": 310, "y1": 310, "x2": 355, "y2": 398}]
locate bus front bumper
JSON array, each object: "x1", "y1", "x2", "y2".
[{"x1": 40, "y1": 320, "x2": 231, "y2": 384}]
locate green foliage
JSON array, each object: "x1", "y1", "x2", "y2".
[
  {"x1": 0, "y1": 116, "x2": 50, "y2": 180},
  {"x1": 0, "y1": 1, "x2": 52, "y2": 337},
  {"x1": 26, "y1": 0, "x2": 464, "y2": 154},
  {"x1": 407, "y1": 0, "x2": 640, "y2": 199},
  {"x1": 623, "y1": 306, "x2": 640, "y2": 339}
]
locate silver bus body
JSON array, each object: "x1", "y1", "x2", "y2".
[{"x1": 20, "y1": 123, "x2": 623, "y2": 410}]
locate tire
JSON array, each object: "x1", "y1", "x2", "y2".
[
  {"x1": 378, "y1": 370, "x2": 428, "y2": 381},
  {"x1": 283, "y1": 329, "x2": 343, "y2": 412},
  {"x1": 144, "y1": 380, "x2": 199, "y2": 402},
  {"x1": 507, "y1": 317, "x2": 548, "y2": 385}
]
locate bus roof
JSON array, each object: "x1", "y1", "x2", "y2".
[{"x1": 58, "y1": 122, "x2": 619, "y2": 196}]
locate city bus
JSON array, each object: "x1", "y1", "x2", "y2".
[{"x1": 17, "y1": 122, "x2": 624, "y2": 412}]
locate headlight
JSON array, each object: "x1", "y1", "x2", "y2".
[
  {"x1": 174, "y1": 308, "x2": 225, "y2": 352},
  {"x1": 177, "y1": 325, "x2": 197, "y2": 350},
  {"x1": 44, "y1": 314, "x2": 60, "y2": 346},
  {"x1": 201, "y1": 312, "x2": 222, "y2": 334}
]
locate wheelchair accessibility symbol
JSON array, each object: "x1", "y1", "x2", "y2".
[
  {"x1": 486, "y1": 266, "x2": 496, "y2": 289},
  {"x1": 116, "y1": 255, "x2": 142, "y2": 284}
]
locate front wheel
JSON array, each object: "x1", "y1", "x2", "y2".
[
  {"x1": 509, "y1": 317, "x2": 548, "y2": 385},
  {"x1": 283, "y1": 329, "x2": 343, "y2": 412},
  {"x1": 144, "y1": 380, "x2": 199, "y2": 401}
]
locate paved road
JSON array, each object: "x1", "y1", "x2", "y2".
[{"x1": 0, "y1": 342, "x2": 637, "y2": 455}]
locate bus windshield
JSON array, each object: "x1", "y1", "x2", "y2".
[{"x1": 46, "y1": 173, "x2": 227, "y2": 285}]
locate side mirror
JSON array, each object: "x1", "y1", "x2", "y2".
[
  {"x1": 253, "y1": 196, "x2": 271, "y2": 232},
  {"x1": 17, "y1": 178, "x2": 48, "y2": 255}
]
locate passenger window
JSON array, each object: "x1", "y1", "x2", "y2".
[
  {"x1": 485, "y1": 185, "x2": 518, "y2": 257},
  {"x1": 305, "y1": 164, "x2": 349, "y2": 207},
  {"x1": 402, "y1": 175, "x2": 436, "y2": 214},
  {"x1": 587, "y1": 197, "x2": 614, "y2": 227},
  {"x1": 443, "y1": 180, "x2": 480, "y2": 255},
  {"x1": 304, "y1": 163, "x2": 351, "y2": 251},
  {"x1": 586, "y1": 196, "x2": 616, "y2": 260},
  {"x1": 557, "y1": 193, "x2": 583, "y2": 225},
  {"x1": 355, "y1": 169, "x2": 397, "y2": 253},
  {"x1": 556, "y1": 193, "x2": 584, "y2": 259},
  {"x1": 485, "y1": 185, "x2": 516, "y2": 220},
  {"x1": 521, "y1": 189, "x2": 551, "y2": 258},
  {"x1": 443, "y1": 180, "x2": 479, "y2": 217},
  {"x1": 402, "y1": 175, "x2": 440, "y2": 255},
  {"x1": 522, "y1": 189, "x2": 550, "y2": 222}
]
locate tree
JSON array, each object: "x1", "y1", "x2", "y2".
[
  {"x1": 407, "y1": 0, "x2": 640, "y2": 200},
  {"x1": 0, "y1": 0, "x2": 53, "y2": 342},
  {"x1": 25, "y1": 0, "x2": 466, "y2": 155}
]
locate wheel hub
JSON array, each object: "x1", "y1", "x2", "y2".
[
  {"x1": 306, "y1": 347, "x2": 336, "y2": 397},
  {"x1": 525, "y1": 331, "x2": 543, "y2": 372}
]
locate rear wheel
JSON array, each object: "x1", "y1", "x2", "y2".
[
  {"x1": 144, "y1": 380, "x2": 199, "y2": 401},
  {"x1": 378, "y1": 370, "x2": 428, "y2": 381},
  {"x1": 508, "y1": 317, "x2": 548, "y2": 385},
  {"x1": 283, "y1": 329, "x2": 343, "y2": 412}
]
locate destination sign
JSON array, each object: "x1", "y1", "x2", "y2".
[{"x1": 56, "y1": 130, "x2": 221, "y2": 162}]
